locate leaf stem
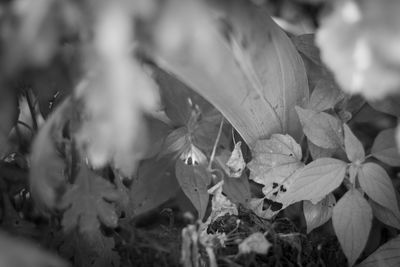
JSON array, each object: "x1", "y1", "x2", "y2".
[
  {"x1": 208, "y1": 117, "x2": 224, "y2": 171},
  {"x1": 25, "y1": 90, "x2": 38, "y2": 132}
]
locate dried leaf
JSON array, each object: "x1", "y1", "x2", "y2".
[
  {"x1": 333, "y1": 189, "x2": 372, "y2": 266},
  {"x1": 238, "y1": 232, "x2": 271, "y2": 255},
  {"x1": 226, "y1": 141, "x2": 246, "y2": 178}
]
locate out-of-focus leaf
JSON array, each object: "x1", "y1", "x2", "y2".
[
  {"x1": 303, "y1": 193, "x2": 336, "y2": 234},
  {"x1": 358, "y1": 162, "x2": 400, "y2": 217},
  {"x1": 357, "y1": 234, "x2": 400, "y2": 267},
  {"x1": 317, "y1": 0, "x2": 400, "y2": 100},
  {"x1": 343, "y1": 124, "x2": 365, "y2": 163},
  {"x1": 142, "y1": 117, "x2": 171, "y2": 159},
  {"x1": 238, "y1": 232, "x2": 271, "y2": 255},
  {"x1": 308, "y1": 79, "x2": 344, "y2": 112},
  {"x1": 61, "y1": 163, "x2": 120, "y2": 236},
  {"x1": 146, "y1": 0, "x2": 308, "y2": 145},
  {"x1": 0, "y1": 88, "x2": 18, "y2": 158},
  {"x1": 0, "y1": 231, "x2": 68, "y2": 267},
  {"x1": 369, "y1": 97, "x2": 400, "y2": 117},
  {"x1": 296, "y1": 106, "x2": 344, "y2": 149},
  {"x1": 333, "y1": 189, "x2": 372, "y2": 266},
  {"x1": 175, "y1": 160, "x2": 211, "y2": 219},
  {"x1": 370, "y1": 200, "x2": 400, "y2": 230},
  {"x1": 283, "y1": 158, "x2": 346, "y2": 205},
  {"x1": 29, "y1": 98, "x2": 72, "y2": 212},
  {"x1": 129, "y1": 157, "x2": 179, "y2": 217},
  {"x1": 291, "y1": 33, "x2": 321, "y2": 66},
  {"x1": 371, "y1": 128, "x2": 400, "y2": 166}
]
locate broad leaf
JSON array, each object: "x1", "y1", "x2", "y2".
[
  {"x1": 309, "y1": 79, "x2": 344, "y2": 112},
  {"x1": 175, "y1": 160, "x2": 211, "y2": 219},
  {"x1": 61, "y1": 164, "x2": 120, "y2": 236},
  {"x1": 333, "y1": 189, "x2": 372, "y2": 266},
  {"x1": 29, "y1": 98, "x2": 72, "y2": 212},
  {"x1": 303, "y1": 193, "x2": 336, "y2": 234},
  {"x1": 357, "y1": 234, "x2": 400, "y2": 267},
  {"x1": 295, "y1": 106, "x2": 344, "y2": 149},
  {"x1": 371, "y1": 128, "x2": 400, "y2": 166},
  {"x1": 358, "y1": 162, "x2": 400, "y2": 217},
  {"x1": 129, "y1": 157, "x2": 179, "y2": 217},
  {"x1": 369, "y1": 97, "x2": 400, "y2": 117},
  {"x1": 284, "y1": 158, "x2": 347, "y2": 205},
  {"x1": 145, "y1": 0, "x2": 308, "y2": 144},
  {"x1": 369, "y1": 200, "x2": 400, "y2": 230},
  {"x1": 343, "y1": 124, "x2": 365, "y2": 163},
  {"x1": 291, "y1": 33, "x2": 321, "y2": 66}
]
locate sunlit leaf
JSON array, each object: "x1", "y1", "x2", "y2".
[
  {"x1": 333, "y1": 189, "x2": 372, "y2": 266},
  {"x1": 369, "y1": 200, "x2": 400, "y2": 230},
  {"x1": 175, "y1": 160, "x2": 211, "y2": 219},
  {"x1": 283, "y1": 158, "x2": 346, "y2": 205},
  {"x1": 295, "y1": 106, "x2": 344, "y2": 149},
  {"x1": 145, "y1": 0, "x2": 308, "y2": 145},
  {"x1": 357, "y1": 234, "x2": 400, "y2": 267},
  {"x1": 238, "y1": 232, "x2": 271, "y2": 255},
  {"x1": 371, "y1": 128, "x2": 400, "y2": 166},
  {"x1": 343, "y1": 124, "x2": 365, "y2": 163},
  {"x1": 358, "y1": 162, "x2": 400, "y2": 217},
  {"x1": 303, "y1": 193, "x2": 336, "y2": 233}
]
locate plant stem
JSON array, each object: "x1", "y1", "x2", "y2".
[
  {"x1": 25, "y1": 90, "x2": 38, "y2": 132},
  {"x1": 208, "y1": 117, "x2": 224, "y2": 171}
]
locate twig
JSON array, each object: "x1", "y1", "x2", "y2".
[{"x1": 208, "y1": 117, "x2": 224, "y2": 171}]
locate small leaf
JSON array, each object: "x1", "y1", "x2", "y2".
[
  {"x1": 226, "y1": 141, "x2": 246, "y2": 178},
  {"x1": 309, "y1": 79, "x2": 344, "y2": 112},
  {"x1": 304, "y1": 193, "x2": 336, "y2": 233},
  {"x1": 369, "y1": 200, "x2": 400, "y2": 230},
  {"x1": 333, "y1": 189, "x2": 372, "y2": 266},
  {"x1": 223, "y1": 174, "x2": 251, "y2": 204},
  {"x1": 175, "y1": 160, "x2": 211, "y2": 219},
  {"x1": 308, "y1": 140, "x2": 335, "y2": 159},
  {"x1": 357, "y1": 234, "x2": 400, "y2": 267},
  {"x1": 284, "y1": 158, "x2": 347, "y2": 205},
  {"x1": 369, "y1": 96, "x2": 400, "y2": 117},
  {"x1": 238, "y1": 232, "x2": 271, "y2": 255},
  {"x1": 358, "y1": 162, "x2": 400, "y2": 217},
  {"x1": 343, "y1": 124, "x2": 365, "y2": 163},
  {"x1": 371, "y1": 128, "x2": 400, "y2": 166},
  {"x1": 295, "y1": 106, "x2": 344, "y2": 149}
]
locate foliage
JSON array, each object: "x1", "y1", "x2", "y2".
[{"x1": 0, "y1": 0, "x2": 400, "y2": 267}]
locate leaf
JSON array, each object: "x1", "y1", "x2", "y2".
[
  {"x1": 283, "y1": 158, "x2": 347, "y2": 205},
  {"x1": 129, "y1": 157, "x2": 179, "y2": 217},
  {"x1": 247, "y1": 134, "x2": 303, "y2": 198},
  {"x1": 295, "y1": 106, "x2": 344, "y2": 149},
  {"x1": 343, "y1": 124, "x2": 365, "y2": 163},
  {"x1": 303, "y1": 193, "x2": 336, "y2": 234},
  {"x1": 29, "y1": 97, "x2": 72, "y2": 212},
  {"x1": 291, "y1": 33, "x2": 321, "y2": 66},
  {"x1": 369, "y1": 96, "x2": 400, "y2": 117},
  {"x1": 0, "y1": 231, "x2": 68, "y2": 267},
  {"x1": 309, "y1": 78, "x2": 345, "y2": 112},
  {"x1": 371, "y1": 128, "x2": 400, "y2": 166},
  {"x1": 357, "y1": 234, "x2": 400, "y2": 267},
  {"x1": 175, "y1": 160, "x2": 211, "y2": 219},
  {"x1": 142, "y1": 117, "x2": 171, "y2": 159},
  {"x1": 333, "y1": 189, "x2": 372, "y2": 266},
  {"x1": 369, "y1": 200, "x2": 400, "y2": 230},
  {"x1": 0, "y1": 88, "x2": 18, "y2": 158},
  {"x1": 145, "y1": 0, "x2": 308, "y2": 144},
  {"x1": 226, "y1": 141, "x2": 246, "y2": 178},
  {"x1": 358, "y1": 162, "x2": 400, "y2": 217},
  {"x1": 61, "y1": 163, "x2": 120, "y2": 236},
  {"x1": 223, "y1": 174, "x2": 251, "y2": 204},
  {"x1": 307, "y1": 140, "x2": 336, "y2": 160}
]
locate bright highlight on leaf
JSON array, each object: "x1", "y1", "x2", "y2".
[
  {"x1": 333, "y1": 189, "x2": 372, "y2": 266},
  {"x1": 238, "y1": 232, "x2": 271, "y2": 255}
]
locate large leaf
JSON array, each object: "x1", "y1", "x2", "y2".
[
  {"x1": 358, "y1": 162, "x2": 400, "y2": 217},
  {"x1": 303, "y1": 193, "x2": 336, "y2": 234},
  {"x1": 146, "y1": 0, "x2": 308, "y2": 145},
  {"x1": 283, "y1": 158, "x2": 347, "y2": 205},
  {"x1": 333, "y1": 189, "x2": 372, "y2": 266},
  {"x1": 175, "y1": 160, "x2": 211, "y2": 219},
  {"x1": 371, "y1": 128, "x2": 400, "y2": 166},
  {"x1": 295, "y1": 106, "x2": 344, "y2": 149},
  {"x1": 357, "y1": 234, "x2": 400, "y2": 267},
  {"x1": 369, "y1": 200, "x2": 400, "y2": 230},
  {"x1": 129, "y1": 157, "x2": 180, "y2": 217}
]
